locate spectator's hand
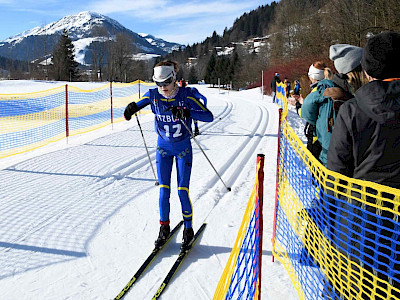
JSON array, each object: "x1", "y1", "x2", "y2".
[
  {"x1": 124, "y1": 102, "x2": 138, "y2": 121},
  {"x1": 168, "y1": 106, "x2": 191, "y2": 120},
  {"x1": 293, "y1": 94, "x2": 304, "y2": 104}
]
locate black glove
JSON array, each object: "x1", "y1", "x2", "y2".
[
  {"x1": 124, "y1": 102, "x2": 138, "y2": 121},
  {"x1": 169, "y1": 106, "x2": 190, "y2": 120}
]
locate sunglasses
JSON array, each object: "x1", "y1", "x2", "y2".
[{"x1": 155, "y1": 76, "x2": 175, "y2": 87}]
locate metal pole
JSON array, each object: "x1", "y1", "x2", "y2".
[
  {"x1": 135, "y1": 114, "x2": 159, "y2": 185},
  {"x1": 110, "y1": 81, "x2": 114, "y2": 129},
  {"x1": 262, "y1": 70, "x2": 264, "y2": 101},
  {"x1": 180, "y1": 119, "x2": 231, "y2": 192},
  {"x1": 65, "y1": 84, "x2": 69, "y2": 144},
  {"x1": 272, "y1": 108, "x2": 283, "y2": 262},
  {"x1": 256, "y1": 154, "x2": 264, "y2": 300}
]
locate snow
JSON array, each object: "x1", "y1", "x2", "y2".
[{"x1": 0, "y1": 81, "x2": 301, "y2": 300}]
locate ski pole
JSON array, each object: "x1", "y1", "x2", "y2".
[
  {"x1": 180, "y1": 119, "x2": 231, "y2": 192},
  {"x1": 135, "y1": 113, "x2": 159, "y2": 186}
]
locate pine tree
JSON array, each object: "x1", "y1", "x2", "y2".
[
  {"x1": 205, "y1": 54, "x2": 217, "y2": 86},
  {"x1": 51, "y1": 30, "x2": 79, "y2": 81},
  {"x1": 188, "y1": 66, "x2": 198, "y2": 84}
]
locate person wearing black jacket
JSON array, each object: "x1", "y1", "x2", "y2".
[
  {"x1": 327, "y1": 32, "x2": 400, "y2": 299},
  {"x1": 327, "y1": 33, "x2": 400, "y2": 187},
  {"x1": 270, "y1": 72, "x2": 280, "y2": 103}
]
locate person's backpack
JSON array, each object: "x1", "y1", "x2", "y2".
[{"x1": 323, "y1": 86, "x2": 353, "y2": 132}]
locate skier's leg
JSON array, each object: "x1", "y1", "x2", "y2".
[
  {"x1": 175, "y1": 143, "x2": 193, "y2": 229},
  {"x1": 154, "y1": 145, "x2": 174, "y2": 247},
  {"x1": 194, "y1": 120, "x2": 200, "y2": 136}
]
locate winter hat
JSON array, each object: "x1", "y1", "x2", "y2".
[
  {"x1": 153, "y1": 65, "x2": 176, "y2": 82},
  {"x1": 308, "y1": 64, "x2": 324, "y2": 80},
  {"x1": 361, "y1": 31, "x2": 400, "y2": 79},
  {"x1": 329, "y1": 44, "x2": 363, "y2": 74}
]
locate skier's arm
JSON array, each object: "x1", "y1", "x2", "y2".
[
  {"x1": 124, "y1": 92, "x2": 151, "y2": 121},
  {"x1": 187, "y1": 95, "x2": 213, "y2": 122},
  {"x1": 191, "y1": 87, "x2": 207, "y2": 106}
]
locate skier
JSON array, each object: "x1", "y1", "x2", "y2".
[
  {"x1": 179, "y1": 78, "x2": 187, "y2": 88},
  {"x1": 123, "y1": 60, "x2": 213, "y2": 251}
]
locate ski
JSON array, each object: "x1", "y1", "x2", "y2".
[
  {"x1": 114, "y1": 221, "x2": 183, "y2": 300},
  {"x1": 152, "y1": 223, "x2": 207, "y2": 300}
]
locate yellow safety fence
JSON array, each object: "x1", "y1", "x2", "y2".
[
  {"x1": 214, "y1": 155, "x2": 264, "y2": 299},
  {"x1": 0, "y1": 80, "x2": 155, "y2": 159},
  {"x1": 273, "y1": 81, "x2": 400, "y2": 299}
]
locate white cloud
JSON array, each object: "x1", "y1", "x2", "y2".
[
  {"x1": 89, "y1": 0, "x2": 266, "y2": 44},
  {"x1": 91, "y1": 0, "x2": 263, "y2": 20}
]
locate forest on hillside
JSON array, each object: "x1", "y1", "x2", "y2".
[{"x1": 164, "y1": 0, "x2": 400, "y2": 92}]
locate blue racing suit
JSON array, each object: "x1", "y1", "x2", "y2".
[{"x1": 135, "y1": 87, "x2": 213, "y2": 228}]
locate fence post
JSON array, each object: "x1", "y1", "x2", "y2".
[
  {"x1": 110, "y1": 81, "x2": 113, "y2": 129},
  {"x1": 257, "y1": 154, "x2": 265, "y2": 300},
  {"x1": 65, "y1": 84, "x2": 69, "y2": 143},
  {"x1": 261, "y1": 70, "x2": 264, "y2": 101},
  {"x1": 272, "y1": 108, "x2": 283, "y2": 262}
]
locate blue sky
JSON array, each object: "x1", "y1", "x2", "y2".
[{"x1": 0, "y1": 0, "x2": 272, "y2": 45}]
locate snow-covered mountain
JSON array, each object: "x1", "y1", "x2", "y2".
[
  {"x1": 0, "y1": 11, "x2": 183, "y2": 65},
  {"x1": 138, "y1": 33, "x2": 183, "y2": 54}
]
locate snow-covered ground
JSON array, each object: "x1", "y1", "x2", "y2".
[{"x1": 0, "y1": 81, "x2": 303, "y2": 299}]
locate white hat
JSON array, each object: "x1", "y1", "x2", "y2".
[
  {"x1": 152, "y1": 65, "x2": 176, "y2": 82},
  {"x1": 308, "y1": 64, "x2": 324, "y2": 81}
]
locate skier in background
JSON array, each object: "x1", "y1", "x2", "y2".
[
  {"x1": 123, "y1": 60, "x2": 213, "y2": 251},
  {"x1": 191, "y1": 87, "x2": 207, "y2": 136},
  {"x1": 179, "y1": 78, "x2": 187, "y2": 88}
]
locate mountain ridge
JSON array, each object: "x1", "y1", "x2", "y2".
[{"x1": 0, "y1": 11, "x2": 183, "y2": 65}]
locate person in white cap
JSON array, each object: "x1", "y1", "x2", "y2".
[
  {"x1": 295, "y1": 61, "x2": 333, "y2": 164},
  {"x1": 123, "y1": 60, "x2": 213, "y2": 251}
]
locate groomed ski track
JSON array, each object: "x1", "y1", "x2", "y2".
[{"x1": 0, "y1": 85, "x2": 298, "y2": 299}]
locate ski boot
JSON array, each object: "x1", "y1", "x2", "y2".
[
  {"x1": 194, "y1": 127, "x2": 200, "y2": 136},
  {"x1": 154, "y1": 224, "x2": 170, "y2": 249},
  {"x1": 180, "y1": 227, "x2": 194, "y2": 253}
]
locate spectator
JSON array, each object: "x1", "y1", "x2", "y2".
[
  {"x1": 323, "y1": 44, "x2": 366, "y2": 133},
  {"x1": 284, "y1": 77, "x2": 291, "y2": 98},
  {"x1": 327, "y1": 31, "x2": 400, "y2": 299},
  {"x1": 296, "y1": 61, "x2": 333, "y2": 162},
  {"x1": 328, "y1": 32, "x2": 400, "y2": 187},
  {"x1": 270, "y1": 72, "x2": 281, "y2": 103},
  {"x1": 292, "y1": 80, "x2": 301, "y2": 114}
]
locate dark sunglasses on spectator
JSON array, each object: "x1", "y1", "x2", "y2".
[{"x1": 155, "y1": 76, "x2": 175, "y2": 87}]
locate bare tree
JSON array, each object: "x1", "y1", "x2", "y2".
[{"x1": 90, "y1": 26, "x2": 108, "y2": 81}]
